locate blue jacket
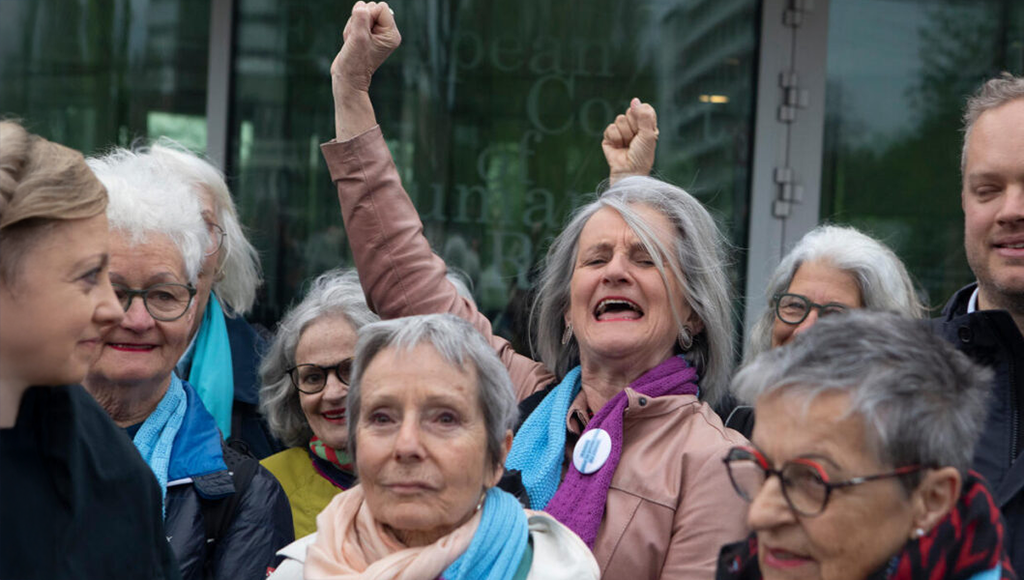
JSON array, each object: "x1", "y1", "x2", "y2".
[
  {"x1": 933, "y1": 283, "x2": 1024, "y2": 573},
  {"x1": 164, "y1": 380, "x2": 293, "y2": 580},
  {"x1": 224, "y1": 315, "x2": 283, "y2": 459}
]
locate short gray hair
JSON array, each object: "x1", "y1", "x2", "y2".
[
  {"x1": 347, "y1": 314, "x2": 519, "y2": 469},
  {"x1": 746, "y1": 225, "x2": 925, "y2": 361},
  {"x1": 259, "y1": 268, "x2": 379, "y2": 447},
  {"x1": 88, "y1": 148, "x2": 206, "y2": 284},
  {"x1": 962, "y1": 73, "x2": 1024, "y2": 173},
  {"x1": 734, "y1": 310, "x2": 992, "y2": 481},
  {"x1": 531, "y1": 175, "x2": 734, "y2": 404}
]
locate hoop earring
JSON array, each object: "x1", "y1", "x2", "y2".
[
  {"x1": 561, "y1": 323, "x2": 574, "y2": 345},
  {"x1": 678, "y1": 326, "x2": 693, "y2": 351}
]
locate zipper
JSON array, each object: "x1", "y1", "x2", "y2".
[{"x1": 1011, "y1": 351, "x2": 1019, "y2": 463}]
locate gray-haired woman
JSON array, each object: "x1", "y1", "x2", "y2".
[
  {"x1": 718, "y1": 310, "x2": 1011, "y2": 580},
  {"x1": 259, "y1": 268, "x2": 379, "y2": 538},
  {"x1": 270, "y1": 313, "x2": 598, "y2": 580},
  {"x1": 723, "y1": 225, "x2": 925, "y2": 436},
  {"x1": 316, "y1": 4, "x2": 748, "y2": 578}
]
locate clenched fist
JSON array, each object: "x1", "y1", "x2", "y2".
[
  {"x1": 602, "y1": 98, "x2": 659, "y2": 184},
  {"x1": 331, "y1": 1, "x2": 402, "y2": 93}
]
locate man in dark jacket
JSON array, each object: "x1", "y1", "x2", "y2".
[{"x1": 934, "y1": 73, "x2": 1024, "y2": 572}]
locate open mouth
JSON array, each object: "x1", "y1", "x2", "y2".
[
  {"x1": 763, "y1": 547, "x2": 812, "y2": 569},
  {"x1": 322, "y1": 409, "x2": 346, "y2": 423},
  {"x1": 108, "y1": 343, "x2": 157, "y2": 352},
  {"x1": 594, "y1": 298, "x2": 644, "y2": 321}
]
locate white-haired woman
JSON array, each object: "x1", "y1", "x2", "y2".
[
  {"x1": 270, "y1": 314, "x2": 598, "y2": 580},
  {"x1": 99, "y1": 143, "x2": 276, "y2": 458},
  {"x1": 259, "y1": 268, "x2": 379, "y2": 538},
  {"x1": 718, "y1": 311, "x2": 1011, "y2": 580},
  {"x1": 721, "y1": 225, "x2": 925, "y2": 437},
  {"x1": 316, "y1": 4, "x2": 748, "y2": 578},
  {"x1": 84, "y1": 150, "x2": 293, "y2": 580},
  {"x1": 0, "y1": 121, "x2": 178, "y2": 579}
]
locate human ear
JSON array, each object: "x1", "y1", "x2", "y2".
[
  {"x1": 486, "y1": 430, "x2": 514, "y2": 488},
  {"x1": 685, "y1": 309, "x2": 705, "y2": 337},
  {"x1": 909, "y1": 466, "x2": 961, "y2": 538}
]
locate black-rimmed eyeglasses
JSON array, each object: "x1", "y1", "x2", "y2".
[
  {"x1": 287, "y1": 358, "x2": 354, "y2": 394},
  {"x1": 723, "y1": 446, "x2": 924, "y2": 517},
  {"x1": 772, "y1": 292, "x2": 850, "y2": 326},
  {"x1": 113, "y1": 283, "x2": 197, "y2": 322}
]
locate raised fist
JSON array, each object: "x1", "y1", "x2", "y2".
[
  {"x1": 602, "y1": 98, "x2": 659, "y2": 183},
  {"x1": 331, "y1": 1, "x2": 402, "y2": 93}
]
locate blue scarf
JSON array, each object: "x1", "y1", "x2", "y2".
[
  {"x1": 132, "y1": 373, "x2": 188, "y2": 517},
  {"x1": 504, "y1": 366, "x2": 583, "y2": 509},
  {"x1": 441, "y1": 487, "x2": 529, "y2": 580},
  {"x1": 187, "y1": 292, "x2": 234, "y2": 438}
]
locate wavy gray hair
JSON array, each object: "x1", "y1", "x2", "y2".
[
  {"x1": 531, "y1": 175, "x2": 734, "y2": 404},
  {"x1": 347, "y1": 314, "x2": 519, "y2": 470},
  {"x1": 746, "y1": 225, "x2": 925, "y2": 362},
  {"x1": 145, "y1": 141, "x2": 263, "y2": 316},
  {"x1": 88, "y1": 148, "x2": 206, "y2": 284},
  {"x1": 962, "y1": 73, "x2": 1024, "y2": 173},
  {"x1": 259, "y1": 269, "x2": 379, "y2": 447},
  {"x1": 734, "y1": 310, "x2": 992, "y2": 482}
]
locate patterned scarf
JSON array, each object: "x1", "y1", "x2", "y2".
[
  {"x1": 309, "y1": 435, "x2": 356, "y2": 489},
  {"x1": 715, "y1": 472, "x2": 1017, "y2": 580},
  {"x1": 132, "y1": 374, "x2": 188, "y2": 517}
]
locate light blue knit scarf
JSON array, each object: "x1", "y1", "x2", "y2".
[
  {"x1": 441, "y1": 487, "x2": 529, "y2": 580},
  {"x1": 504, "y1": 366, "x2": 583, "y2": 509},
  {"x1": 188, "y1": 292, "x2": 234, "y2": 438},
  {"x1": 132, "y1": 373, "x2": 187, "y2": 517}
]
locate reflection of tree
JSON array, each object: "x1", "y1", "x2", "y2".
[{"x1": 822, "y1": 2, "x2": 1020, "y2": 309}]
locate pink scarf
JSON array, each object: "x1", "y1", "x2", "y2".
[{"x1": 305, "y1": 485, "x2": 481, "y2": 580}]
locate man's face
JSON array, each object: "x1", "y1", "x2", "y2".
[{"x1": 962, "y1": 98, "x2": 1024, "y2": 311}]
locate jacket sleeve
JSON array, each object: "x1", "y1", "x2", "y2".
[
  {"x1": 212, "y1": 465, "x2": 294, "y2": 580},
  {"x1": 320, "y1": 126, "x2": 554, "y2": 401},
  {"x1": 660, "y1": 434, "x2": 750, "y2": 579}
]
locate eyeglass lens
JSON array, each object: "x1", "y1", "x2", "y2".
[
  {"x1": 114, "y1": 284, "x2": 193, "y2": 321},
  {"x1": 775, "y1": 293, "x2": 848, "y2": 325},
  {"x1": 291, "y1": 359, "x2": 353, "y2": 393},
  {"x1": 726, "y1": 451, "x2": 829, "y2": 516}
]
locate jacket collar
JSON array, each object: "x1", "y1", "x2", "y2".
[{"x1": 167, "y1": 377, "x2": 228, "y2": 482}]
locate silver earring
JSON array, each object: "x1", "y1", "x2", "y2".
[
  {"x1": 913, "y1": 527, "x2": 926, "y2": 539},
  {"x1": 475, "y1": 491, "x2": 486, "y2": 513},
  {"x1": 678, "y1": 326, "x2": 693, "y2": 351},
  {"x1": 561, "y1": 323, "x2": 574, "y2": 345}
]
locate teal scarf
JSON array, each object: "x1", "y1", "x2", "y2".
[
  {"x1": 188, "y1": 292, "x2": 234, "y2": 438},
  {"x1": 132, "y1": 373, "x2": 187, "y2": 517},
  {"x1": 441, "y1": 487, "x2": 529, "y2": 580},
  {"x1": 504, "y1": 366, "x2": 583, "y2": 508}
]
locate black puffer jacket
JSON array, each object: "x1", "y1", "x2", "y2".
[
  {"x1": 163, "y1": 379, "x2": 293, "y2": 580},
  {"x1": 932, "y1": 283, "x2": 1024, "y2": 573}
]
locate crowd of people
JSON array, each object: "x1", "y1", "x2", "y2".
[{"x1": 2, "y1": 2, "x2": 1023, "y2": 579}]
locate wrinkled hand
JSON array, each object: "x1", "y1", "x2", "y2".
[
  {"x1": 602, "y1": 98, "x2": 659, "y2": 183},
  {"x1": 331, "y1": 1, "x2": 401, "y2": 93}
]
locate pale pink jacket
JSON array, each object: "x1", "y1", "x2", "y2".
[{"x1": 320, "y1": 126, "x2": 749, "y2": 579}]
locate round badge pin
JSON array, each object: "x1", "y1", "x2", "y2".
[{"x1": 573, "y1": 428, "x2": 612, "y2": 475}]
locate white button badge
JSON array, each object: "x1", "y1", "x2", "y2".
[{"x1": 573, "y1": 428, "x2": 613, "y2": 475}]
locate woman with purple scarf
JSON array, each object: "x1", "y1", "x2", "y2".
[{"x1": 319, "y1": 3, "x2": 748, "y2": 577}]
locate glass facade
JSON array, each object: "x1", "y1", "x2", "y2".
[
  {"x1": 820, "y1": 0, "x2": 1024, "y2": 310},
  {"x1": 0, "y1": 0, "x2": 211, "y2": 154},
  {"x1": 229, "y1": 0, "x2": 760, "y2": 345}
]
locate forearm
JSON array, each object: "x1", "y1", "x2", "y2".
[{"x1": 332, "y1": 81, "x2": 377, "y2": 142}]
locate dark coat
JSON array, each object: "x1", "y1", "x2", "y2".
[
  {"x1": 932, "y1": 283, "x2": 1024, "y2": 573},
  {"x1": 0, "y1": 385, "x2": 180, "y2": 580},
  {"x1": 223, "y1": 315, "x2": 283, "y2": 459},
  {"x1": 165, "y1": 379, "x2": 293, "y2": 580}
]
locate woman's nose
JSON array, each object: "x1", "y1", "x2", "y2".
[
  {"x1": 120, "y1": 296, "x2": 155, "y2": 331},
  {"x1": 95, "y1": 280, "x2": 124, "y2": 328},
  {"x1": 601, "y1": 253, "x2": 631, "y2": 284},
  {"x1": 393, "y1": 417, "x2": 426, "y2": 461},
  {"x1": 791, "y1": 309, "x2": 820, "y2": 338},
  {"x1": 321, "y1": 375, "x2": 348, "y2": 403},
  {"x1": 746, "y1": 475, "x2": 796, "y2": 531}
]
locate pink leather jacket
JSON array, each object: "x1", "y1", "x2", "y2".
[{"x1": 321, "y1": 126, "x2": 750, "y2": 579}]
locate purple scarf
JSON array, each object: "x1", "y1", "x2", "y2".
[{"x1": 544, "y1": 356, "x2": 699, "y2": 547}]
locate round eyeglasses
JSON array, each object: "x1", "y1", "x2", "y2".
[
  {"x1": 113, "y1": 283, "x2": 197, "y2": 322},
  {"x1": 723, "y1": 446, "x2": 924, "y2": 517},
  {"x1": 772, "y1": 292, "x2": 850, "y2": 326},
  {"x1": 287, "y1": 358, "x2": 354, "y2": 394},
  {"x1": 205, "y1": 222, "x2": 226, "y2": 257}
]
